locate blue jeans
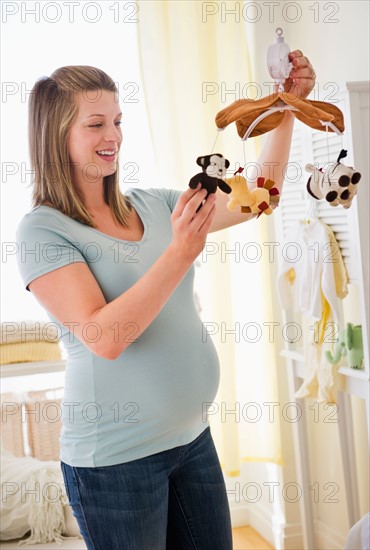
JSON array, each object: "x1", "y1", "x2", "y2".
[{"x1": 60, "y1": 426, "x2": 233, "y2": 550}]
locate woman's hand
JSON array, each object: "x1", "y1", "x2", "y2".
[
  {"x1": 170, "y1": 184, "x2": 216, "y2": 263},
  {"x1": 282, "y1": 50, "x2": 316, "y2": 99}
]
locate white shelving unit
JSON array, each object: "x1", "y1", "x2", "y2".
[
  {"x1": 274, "y1": 82, "x2": 370, "y2": 549},
  {"x1": 0, "y1": 360, "x2": 66, "y2": 378}
]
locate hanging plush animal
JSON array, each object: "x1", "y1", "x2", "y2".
[
  {"x1": 306, "y1": 149, "x2": 361, "y2": 208},
  {"x1": 189, "y1": 154, "x2": 232, "y2": 197},
  {"x1": 224, "y1": 169, "x2": 280, "y2": 217}
]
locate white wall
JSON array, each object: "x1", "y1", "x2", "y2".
[
  {"x1": 250, "y1": 0, "x2": 370, "y2": 93},
  {"x1": 287, "y1": 1, "x2": 369, "y2": 83},
  {"x1": 251, "y1": 1, "x2": 369, "y2": 86}
]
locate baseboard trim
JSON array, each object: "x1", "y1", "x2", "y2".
[
  {"x1": 270, "y1": 519, "x2": 304, "y2": 550},
  {"x1": 315, "y1": 518, "x2": 346, "y2": 550},
  {"x1": 227, "y1": 496, "x2": 348, "y2": 549},
  {"x1": 229, "y1": 498, "x2": 250, "y2": 528},
  {"x1": 229, "y1": 498, "x2": 305, "y2": 549}
]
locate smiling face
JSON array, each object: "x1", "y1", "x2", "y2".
[
  {"x1": 67, "y1": 89, "x2": 123, "y2": 190},
  {"x1": 206, "y1": 154, "x2": 228, "y2": 179}
]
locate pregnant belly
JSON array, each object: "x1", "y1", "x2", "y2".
[
  {"x1": 61, "y1": 314, "x2": 221, "y2": 439},
  {"x1": 93, "y1": 332, "x2": 221, "y2": 431}
]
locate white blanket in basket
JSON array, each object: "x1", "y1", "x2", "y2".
[{"x1": 0, "y1": 438, "x2": 80, "y2": 544}]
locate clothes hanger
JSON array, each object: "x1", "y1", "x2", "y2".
[{"x1": 300, "y1": 195, "x2": 318, "y2": 225}]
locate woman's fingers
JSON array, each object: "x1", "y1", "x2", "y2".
[
  {"x1": 190, "y1": 193, "x2": 216, "y2": 230},
  {"x1": 172, "y1": 184, "x2": 204, "y2": 219},
  {"x1": 186, "y1": 188, "x2": 209, "y2": 219},
  {"x1": 172, "y1": 185, "x2": 216, "y2": 229},
  {"x1": 290, "y1": 54, "x2": 314, "y2": 74},
  {"x1": 170, "y1": 187, "x2": 217, "y2": 262},
  {"x1": 284, "y1": 50, "x2": 316, "y2": 98},
  {"x1": 290, "y1": 66, "x2": 316, "y2": 79},
  {"x1": 289, "y1": 50, "x2": 303, "y2": 61},
  {"x1": 197, "y1": 200, "x2": 217, "y2": 235}
]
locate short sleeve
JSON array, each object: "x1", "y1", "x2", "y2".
[
  {"x1": 16, "y1": 211, "x2": 87, "y2": 292},
  {"x1": 155, "y1": 188, "x2": 182, "y2": 213}
]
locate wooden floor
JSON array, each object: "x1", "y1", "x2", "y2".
[
  {"x1": 232, "y1": 526, "x2": 275, "y2": 550},
  {"x1": 1, "y1": 526, "x2": 274, "y2": 549}
]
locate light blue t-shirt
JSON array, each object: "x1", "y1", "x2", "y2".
[{"x1": 15, "y1": 188, "x2": 220, "y2": 467}]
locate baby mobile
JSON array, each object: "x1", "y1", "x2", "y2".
[{"x1": 189, "y1": 28, "x2": 361, "y2": 216}]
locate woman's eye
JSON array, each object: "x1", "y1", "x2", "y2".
[{"x1": 89, "y1": 122, "x2": 122, "y2": 128}]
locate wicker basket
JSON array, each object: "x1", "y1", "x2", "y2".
[
  {"x1": 0, "y1": 392, "x2": 25, "y2": 457},
  {"x1": 24, "y1": 387, "x2": 64, "y2": 461}
]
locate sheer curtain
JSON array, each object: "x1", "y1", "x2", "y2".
[{"x1": 136, "y1": 0, "x2": 283, "y2": 475}]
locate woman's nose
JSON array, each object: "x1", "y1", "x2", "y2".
[{"x1": 103, "y1": 124, "x2": 121, "y2": 141}]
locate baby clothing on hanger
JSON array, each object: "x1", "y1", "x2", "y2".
[
  {"x1": 325, "y1": 222, "x2": 349, "y2": 300},
  {"x1": 313, "y1": 222, "x2": 349, "y2": 345},
  {"x1": 296, "y1": 312, "x2": 345, "y2": 403},
  {"x1": 277, "y1": 218, "x2": 349, "y2": 403},
  {"x1": 277, "y1": 217, "x2": 346, "y2": 326}
]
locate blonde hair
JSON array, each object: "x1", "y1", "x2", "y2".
[{"x1": 28, "y1": 65, "x2": 132, "y2": 227}]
